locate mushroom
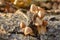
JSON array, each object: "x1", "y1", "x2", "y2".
[
  {"x1": 34, "y1": 17, "x2": 47, "y2": 34},
  {"x1": 20, "y1": 22, "x2": 26, "y2": 29},
  {"x1": 42, "y1": 20, "x2": 48, "y2": 26},
  {"x1": 30, "y1": 4, "x2": 38, "y2": 14},
  {"x1": 30, "y1": 4, "x2": 46, "y2": 19},
  {"x1": 0, "y1": 29, "x2": 6, "y2": 34},
  {"x1": 24, "y1": 27, "x2": 34, "y2": 36},
  {"x1": 20, "y1": 22, "x2": 34, "y2": 36},
  {"x1": 37, "y1": 6, "x2": 46, "y2": 19}
]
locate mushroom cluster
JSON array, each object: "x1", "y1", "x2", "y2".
[{"x1": 20, "y1": 4, "x2": 48, "y2": 36}]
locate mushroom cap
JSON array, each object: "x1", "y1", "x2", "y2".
[
  {"x1": 20, "y1": 22, "x2": 26, "y2": 29},
  {"x1": 30, "y1": 4, "x2": 38, "y2": 14},
  {"x1": 24, "y1": 27, "x2": 34, "y2": 35},
  {"x1": 37, "y1": 7, "x2": 46, "y2": 19}
]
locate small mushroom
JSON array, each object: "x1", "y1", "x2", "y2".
[
  {"x1": 20, "y1": 22, "x2": 26, "y2": 29},
  {"x1": 34, "y1": 17, "x2": 42, "y2": 26},
  {"x1": 38, "y1": 11, "x2": 46, "y2": 19},
  {"x1": 34, "y1": 17, "x2": 47, "y2": 34},
  {"x1": 34, "y1": 22, "x2": 40, "y2": 26},
  {"x1": 36, "y1": 25, "x2": 41, "y2": 34},
  {"x1": 37, "y1": 6, "x2": 46, "y2": 19},
  {"x1": 30, "y1": 4, "x2": 38, "y2": 14},
  {"x1": 36, "y1": 24, "x2": 47, "y2": 34},
  {"x1": 42, "y1": 20, "x2": 48, "y2": 26},
  {"x1": 24, "y1": 27, "x2": 34, "y2": 36},
  {"x1": 40, "y1": 26, "x2": 47, "y2": 34},
  {"x1": 52, "y1": 3, "x2": 58, "y2": 10},
  {"x1": 30, "y1": 4, "x2": 46, "y2": 19},
  {"x1": 0, "y1": 29, "x2": 6, "y2": 34},
  {"x1": 20, "y1": 26, "x2": 34, "y2": 36}
]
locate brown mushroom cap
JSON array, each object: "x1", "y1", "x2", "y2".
[
  {"x1": 37, "y1": 7, "x2": 46, "y2": 19},
  {"x1": 42, "y1": 20, "x2": 48, "y2": 26},
  {"x1": 0, "y1": 29, "x2": 6, "y2": 34},
  {"x1": 20, "y1": 22, "x2": 26, "y2": 29},
  {"x1": 30, "y1": 4, "x2": 38, "y2": 14},
  {"x1": 24, "y1": 27, "x2": 34, "y2": 36}
]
